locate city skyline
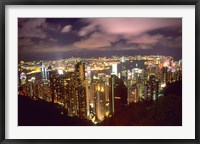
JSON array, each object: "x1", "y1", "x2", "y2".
[
  {"x1": 18, "y1": 18, "x2": 182, "y2": 61},
  {"x1": 18, "y1": 55, "x2": 182, "y2": 125}
]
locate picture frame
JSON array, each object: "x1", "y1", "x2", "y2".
[{"x1": 0, "y1": 0, "x2": 199, "y2": 143}]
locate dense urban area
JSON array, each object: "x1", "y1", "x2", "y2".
[{"x1": 18, "y1": 55, "x2": 182, "y2": 126}]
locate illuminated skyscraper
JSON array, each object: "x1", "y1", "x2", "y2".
[
  {"x1": 49, "y1": 70, "x2": 65, "y2": 104},
  {"x1": 46, "y1": 65, "x2": 52, "y2": 81},
  {"x1": 74, "y1": 62, "x2": 87, "y2": 119},
  {"x1": 89, "y1": 81, "x2": 106, "y2": 121},
  {"x1": 95, "y1": 83, "x2": 106, "y2": 121},
  {"x1": 75, "y1": 62, "x2": 85, "y2": 82},
  {"x1": 111, "y1": 63, "x2": 118, "y2": 76},
  {"x1": 90, "y1": 83, "x2": 96, "y2": 116},
  {"x1": 41, "y1": 62, "x2": 47, "y2": 81},
  {"x1": 105, "y1": 84, "x2": 110, "y2": 116},
  {"x1": 85, "y1": 66, "x2": 92, "y2": 84},
  {"x1": 149, "y1": 75, "x2": 159, "y2": 101},
  {"x1": 85, "y1": 79, "x2": 90, "y2": 117},
  {"x1": 65, "y1": 72, "x2": 78, "y2": 117},
  {"x1": 77, "y1": 85, "x2": 87, "y2": 119},
  {"x1": 120, "y1": 58, "x2": 127, "y2": 82},
  {"x1": 110, "y1": 74, "x2": 116, "y2": 115}
]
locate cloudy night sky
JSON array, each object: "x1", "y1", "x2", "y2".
[{"x1": 18, "y1": 18, "x2": 182, "y2": 61}]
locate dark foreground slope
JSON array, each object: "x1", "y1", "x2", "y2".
[
  {"x1": 99, "y1": 80, "x2": 182, "y2": 126},
  {"x1": 18, "y1": 96, "x2": 93, "y2": 126}
]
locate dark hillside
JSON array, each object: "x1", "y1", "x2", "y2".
[{"x1": 18, "y1": 96, "x2": 93, "y2": 126}]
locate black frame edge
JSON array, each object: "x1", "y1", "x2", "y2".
[
  {"x1": 1, "y1": 139, "x2": 200, "y2": 144},
  {"x1": 0, "y1": 0, "x2": 5, "y2": 144},
  {"x1": 195, "y1": 1, "x2": 200, "y2": 144},
  {"x1": 0, "y1": 0, "x2": 199, "y2": 5},
  {"x1": 0, "y1": 0, "x2": 199, "y2": 144}
]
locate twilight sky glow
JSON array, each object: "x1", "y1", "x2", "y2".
[{"x1": 18, "y1": 18, "x2": 182, "y2": 61}]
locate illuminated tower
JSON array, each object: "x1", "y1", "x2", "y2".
[
  {"x1": 41, "y1": 62, "x2": 47, "y2": 81},
  {"x1": 85, "y1": 79, "x2": 90, "y2": 117},
  {"x1": 46, "y1": 65, "x2": 52, "y2": 81},
  {"x1": 85, "y1": 67, "x2": 91, "y2": 117},
  {"x1": 90, "y1": 82, "x2": 106, "y2": 121},
  {"x1": 86, "y1": 66, "x2": 92, "y2": 84},
  {"x1": 49, "y1": 70, "x2": 59, "y2": 103},
  {"x1": 75, "y1": 62, "x2": 85, "y2": 82},
  {"x1": 120, "y1": 57, "x2": 127, "y2": 81},
  {"x1": 77, "y1": 85, "x2": 87, "y2": 119},
  {"x1": 110, "y1": 73, "x2": 116, "y2": 115},
  {"x1": 65, "y1": 72, "x2": 78, "y2": 117},
  {"x1": 105, "y1": 84, "x2": 110, "y2": 116},
  {"x1": 111, "y1": 63, "x2": 118, "y2": 76},
  {"x1": 149, "y1": 75, "x2": 159, "y2": 101},
  {"x1": 74, "y1": 62, "x2": 87, "y2": 119},
  {"x1": 96, "y1": 84, "x2": 106, "y2": 121}
]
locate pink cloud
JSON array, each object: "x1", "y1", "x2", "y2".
[
  {"x1": 78, "y1": 25, "x2": 96, "y2": 36},
  {"x1": 19, "y1": 18, "x2": 47, "y2": 39},
  {"x1": 61, "y1": 25, "x2": 72, "y2": 33},
  {"x1": 73, "y1": 32, "x2": 117, "y2": 49},
  {"x1": 160, "y1": 36, "x2": 182, "y2": 48},
  {"x1": 128, "y1": 34, "x2": 164, "y2": 44},
  {"x1": 79, "y1": 18, "x2": 181, "y2": 36}
]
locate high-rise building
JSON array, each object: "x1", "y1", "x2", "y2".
[
  {"x1": 49, "y1": 70, "x2": 87, "y2": 118},
  {"x1": 41, "y1": 62, "x2": 47, "y2": 81},
  {"x1": 85, "y1": 66, "x2": 92, "y2": 84},
  {"x1": 46, "y1": 65, "x2": 52, "y2": 81},
  {"x1": 65, "y1": 72, "x2": 78, "y2": 117},
  {"x1": 110, "y1": 74, "x2": 116, "y2": 115},
  {"x1": 77, "y1": 85, "x2": 87, "y2": 119},
  {"x1": 149, "y1": 75, "x2": 159, "y2": 101},
  {"x1": 120, "y1": 61, "x2": 127, "y2": 82},
  {"x1": 75, "y1": 62, "x2": 85, "y2": 83},
  {"x1": 111, "y1": 63, "x2": 118, "y2": 76},
  {"x1": 105, "y1": 84, "x2": 110, "y2": 116},
  {"x1": 89, "y1": 81, "x2": 106, "y2": 121},
  {"x1": 74, "y1": 62, "x2": 87, "y2": 119},
  {"x1": 49, "y1": 70, "x2": 65, "y2": 104},
  {"x1": 85, "y1": 79, "x2": 90, "y2": 117},
  {"x1": 109, "y1": 74, "x2": 127, "y2": 115},
  {"x1": 95, "y1": 83, "x2": 106, "y2": 121},
  {"x1": 132, "y1": 68, "x2": 143, "y2": 84}
]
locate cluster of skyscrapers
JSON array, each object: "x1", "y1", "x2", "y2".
[{"x1": 18, "y1": 55, "x2": 182, "y2": 123}]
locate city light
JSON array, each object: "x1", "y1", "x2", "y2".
[
  {"x1": 58, "y1": 69, "x2": 64, "y2": 75},
  {"x1": 161, "y1": 83, "x2": 166, "y2": 88},
  {"x1": 31, "y1": 77, "x2": 35, "y2": 80},
  {"x1": 112, "y1": 63, "x2": 118, "y2": 75},
  {"x1": 18, "y1": 55, "x2": 182, "y2": 125}
]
